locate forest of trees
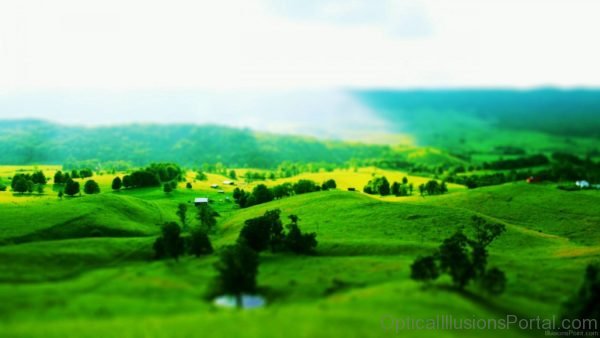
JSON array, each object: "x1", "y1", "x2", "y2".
[{"x1": 0, "y1": 120, "x2": 391, "y2": 168}]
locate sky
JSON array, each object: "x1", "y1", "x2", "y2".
[{"x1": 1, "y1": 0, "x2": 599, "y2": 134}]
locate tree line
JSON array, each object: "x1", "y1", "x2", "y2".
[{"x1": 232, "y1": 179, "x2": 336, "y2": 208}]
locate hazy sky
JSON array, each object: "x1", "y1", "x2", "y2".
[
  {"x1": 2, "y1": 0, "x2": 599, "y2": 91},
  {"x1": 0, "y1": 0, "x2": 599, "y2": 136}
]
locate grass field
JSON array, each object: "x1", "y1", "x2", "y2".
[{"x1": 0, "y1": 164, "x2": 598, "y2": 337}]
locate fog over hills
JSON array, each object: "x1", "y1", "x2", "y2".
[{"x1": 0, "y1": 89, "x2": 391, "y2": 140}]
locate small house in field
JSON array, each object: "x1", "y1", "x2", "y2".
[
  {"x1": 576, "y1": 180, "x2": 590, "y2": 189},
  {"x1": 526, "y1": 176, "x2": 541, "y2": 184},
  {"x1": 223, "y1": 180, "x2": 234, "y2": 185},
  {"x1": 194, "y1": 197, "x2": 209, "y2": 206},
  {"x1": 210, "y1": 184, "x2": 219, "y2": 189}
]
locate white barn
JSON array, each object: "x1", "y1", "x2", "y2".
[{"x1": 194, "y1": 197, "x2": 209, "y2": 206}]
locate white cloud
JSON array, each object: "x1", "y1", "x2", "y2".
[{"x1": 0, "y1": 0, "x2": 599, "y2": 91}]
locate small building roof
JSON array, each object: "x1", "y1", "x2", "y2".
[{"x1": 194, "y1": 197, "x2": 209, "y2": 204}]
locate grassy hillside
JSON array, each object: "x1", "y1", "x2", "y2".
[{"x1": 0, "y1": 169, "x2": 598, "y2": 337}]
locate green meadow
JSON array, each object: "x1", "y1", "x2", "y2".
[{"x1": 0, "y1": 165, "x2": 598, "y2": 338}]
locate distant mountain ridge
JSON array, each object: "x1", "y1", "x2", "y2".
[{"x1": 0, "y1": 119, "x2": 391, "y2": 167}]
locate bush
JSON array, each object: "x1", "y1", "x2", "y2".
[
  {"x1": 410, "y1": 256, "x2": 439, "y2": 283},
  {"x1": 64, "y1": 178, "x2": 80, "y2": 196},
  {"x1": 293, "y1": 179, "x2": 319, "y2": 195},
  {"x1": 84, "y1": 180, "x2": 100, "y2": 194},
  {"x1": 112, "y1": 177, "x2": 122, "y2": 191},
  {"x1": 321, "y1": 179, "x2": 337, "y2": 190}
]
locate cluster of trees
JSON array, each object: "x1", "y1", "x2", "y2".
[
  {"x1": 417, "y1": 180, "x2": 447, "y2": 196},
  {"x1": 364, "y1": 176, "x2": 416, "y2": 197},
  {"x1": 237, "y1": 210, "x2": 317, "y2": 254},
  {"x1": 11, "y1": 171, "x2": 47, "y2": 194},
  {"x1": 243, "y1": 171, "x2": 274, "y2": 182},
  {"x1": 153, "y1": 221, "x2": 214, "y2": 260},
  {"x1": 54, "y1": 169, "x2": 93, "y2": 183},
  {"x1": 482, "y1": 154, "x2": 549, "y2": 170},
  {"x1": 112, "y1": 163, "x2": 183, "y2": 191},
  {"x1": 154, "y1": 202, "x2": 218, "y2": 260},
  {"x1": 61, "y1": 178, "x2": 100, "y2": 197},
  {"x1": 448, "y1": 158, "x2": 600, "y2": 189},
  {"x1": 363, "y1": 176, "x2": 445, "y2": 197},
  {"x1": 410, "y1": 216, "x2": 507, "y2": 295},
  {"x1": 212, "y1": 210, "x2": 317, "y2": 307},
  {"x1": 233, "y1": 179, "x2": 336, "y2": 208},
  {"x1": 363, "y1": 176, "x2": 391, "y2": 195},
  {"x1": 448, "y1": 172, "x2": 525, "y2": 189}
]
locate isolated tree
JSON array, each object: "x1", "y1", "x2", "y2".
[
  {"x1": 12, "y1": 176, "x2": 28, "y2": 194},
  {"x1": 468, "y1": 217, "x2": 504, "y2": 276},
  {"x1": 31, "y1": 171, "x2": 47, "y2": 185},
  {"x1": 378, "y1": 176, "x2": 391, "y2": 196},
  {"x1": 111, "y1": 177, "x2": 122, "y2": 191},
  {"x1": 321, "y1": 179, "x2": 337, "y2": 190},
  {"x1": 410, "y1": 256, "x2": 439, "y2": 283},
  {"x1": 251, "y1": 184, "x2": 274, "y2": 204},
  {"x1": 186, "y1": 182, "x2": 192, "y2": 189},
  {"x1": 122, "y1": 175, "x2": 133, "y2": 188},
  {"x1": 238, "y1": 209, "x2": 283, "y2": 252},
  {"x1": 418, "y1": 184, "x2": 425, "y2": 196},
  {"x1": 163, "y1": 183, "x2": 173, "y2": 194},
  {"x1": 84, "y1": 180, "x2": 100, "y2": 194},
  {"x1": 153, "y1": 222, "x2": 185, "y2": 261},
  {"x1": 64, "y1": 178, "x2": 80, "y2": 196},
  {"x1": 391, "y1": 182, "x2": 401, "y2": 196},
  {"x1": 189, "y1": 228, "x2": 213, "y2": 256},
  {"x1": 408, "y1": 183, "x2": 414, "y2": 195},
  {"x1": 272, "y1": 183, "x2": 292, "y2": 199},
  {"x1": 438, "y1": 230, "x2": 474, "y2": 289},
  {"x1": 196, "y1": 171, "x2": 207, "y2": 181},
  {"x1": 229, "y1": 170, "x2": 237, "y2": 180},
  {"x1": 71, "y1": 170, "x2": 80, "y2": 179},
  {"x1": 53, "y1": 171, "x2": 64, "y2": 184},
  {"x1": 79, "y1": 168, "x2": 93, "y2": 178},
  {"x1": 284, "y1": 215, "x2": 317, "y2": 254},
  {"x1": 425, "y1": 180, "x2": 440, "y2": 195},
  {"x1": 213, "y1": 242, "x2": 259, "y2": 308},
  {"x1": 197, "y1": 203, "x2": 218, "y2": 232},
  {"x1": 233, "y1": 188, "x2": 251, "y2": 208},
  {"x1": 176, "y1": 203, "x2": 187, "y2": 229},
  {"x1": 411, "y1": 217, "x2": 507, "y2": 294},
  {"x1": 58, "y1": 190, "x2": 64, "y2": 200},
  {"x1": 402, "y1": 176, "x2": 409, "y2": 185},
  {"x1": 293, "y1": 179, "x2": 318, "y2": 194},
  {"x1": 440, "y1": 181, "x2": 448, "y2": 194}
]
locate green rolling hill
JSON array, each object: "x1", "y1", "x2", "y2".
[{"x1": 0, "y1": 181, "x2": 597, "y2": 337}]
